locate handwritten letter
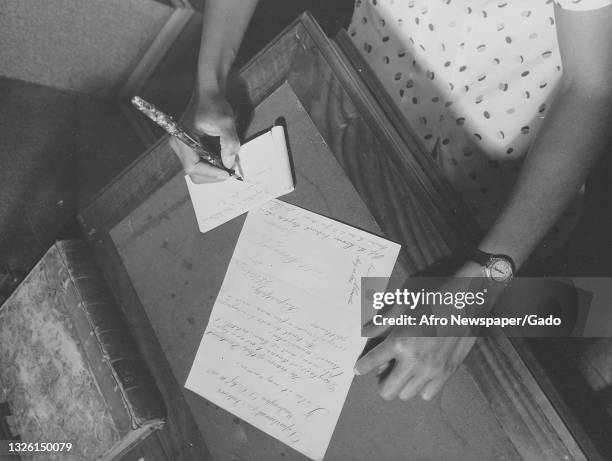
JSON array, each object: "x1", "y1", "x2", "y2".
[
  {"x1": 186, "y1": 126, "x2": 294, "y2": 233},
  {"x1": 185, "y1": 200, "x2": 400, "y2": 460}
]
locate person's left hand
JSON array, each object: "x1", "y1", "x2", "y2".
[{"x1": 354, "y1": 261, "x2": 494, "y2": 402}]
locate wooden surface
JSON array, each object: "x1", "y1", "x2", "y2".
[
  {"x1": 470, "y1": 332, "x2": 591, "y2": 461},
  {"x1": 109, "y1": 82, "x2": 520, "y2": 461},
  {"x1": 79, "y1": 12, "x2": 589, "y2": 461}
]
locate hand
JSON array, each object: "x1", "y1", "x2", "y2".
[
  {"x1": 169, "y1": 89, "x2": 240, "y2": 183},
  {"x1": 354, "y1": 261, "x2": 493, "y2": 402},
  {"x1": 354, "y1": 333, "x2": 476, "y2": 402}
]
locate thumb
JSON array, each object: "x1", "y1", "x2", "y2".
[{"x1": 218, "y1": 123, "x2": 240, "y2": 169}]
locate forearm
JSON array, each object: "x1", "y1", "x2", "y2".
[
  {"x1": 479, "y1": 85, "x2": 612, "y2": 268},
  {"x1": 197, "y1": 0, "x2": 259, "y2": 92}
]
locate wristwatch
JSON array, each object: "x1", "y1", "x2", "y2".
[{"x1": 471, "y1": 249, "x2": 515, "y2": 284}]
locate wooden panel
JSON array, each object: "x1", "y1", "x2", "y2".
[
  {"x1": 509, "y1": 337, "x2": 606, "y2": 461},
  {"x1": 467, "y1": 331, "x2": 592, "y2": 461}
]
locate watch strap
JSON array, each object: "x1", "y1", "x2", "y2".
[
  {"x1": 471, "y1": 249, "x2": 491, "y2": 266},
  {"x1": 471, "y1": 249, "x2": 516, "y2": 275}
]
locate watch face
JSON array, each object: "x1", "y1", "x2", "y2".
[{"x1": 487, "y1": 258, "x2": 513, "y2": 282}]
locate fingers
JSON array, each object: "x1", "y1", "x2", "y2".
[
  {"x1": 169, "y1": 136, "x2": 198, "y2": 166},
  {"x1": 355, "y1": 341, "x2": 434, "y2": 402},
  {"x1": 217, "y1": 122, "x2": 240, "y2": 169},
  {"x1": 420, "y1": 377, "x2": 447, "y2": 401},
  {"x1": 169, "y1": 137, "x2": 229, "y2": 184},
  {"x1": 193, "y1": 114, "x2": 240, "y2": 168},
  {"x1": 398, "y1": 373, "x2": 431, "y2": 401},
  {"x1": 195, "y1": 118, "x2": 239, "y2": 169},
  {"x1": 171, "y1": 91, "x2": 242, "y2": 180},
  {"x1": 354, "y1": 340, "x2": 396, "y2": 376},
  {"x1": 355, "y1": 336, "x2": 477, "y2": 403},
  {"x1": 189, "y1": 99, "x2": 240, "y2": 169},
  {"x1": 186, "y1": 161, "x2": 229, "y2": 184},
  {"x1": 377, "y1": 361, "x2": 393, "y2": 377},
  {"x1": 378, "y1": 358, "x2": 417, "y2": 401}
]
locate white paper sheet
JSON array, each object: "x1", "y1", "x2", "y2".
[
  {"x1": 185, "y1": 200, "x2": 400, "y2": 461},
  {"x1": 185, "y1": 126, "x2": 294, "y2": 233}
]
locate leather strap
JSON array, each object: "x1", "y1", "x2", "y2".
[{"x1": 471, "y1": 249, "x2": 516, "y2": 275}]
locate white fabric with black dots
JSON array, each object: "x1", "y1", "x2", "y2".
[{"x1": 349, "y1": 0, "x2": 611, "y2": 251}]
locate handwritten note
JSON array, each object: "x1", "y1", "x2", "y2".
[
  {"x1": 185, "y1": 200, "x2": 400, "y2": 460},
  {"x1": 186, "y1": 126, "x2": 294, "y2": 233}
]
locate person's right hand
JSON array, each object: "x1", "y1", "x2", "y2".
[{"x1": 169, "y1": 89, "x2": 240, "y2": 184}]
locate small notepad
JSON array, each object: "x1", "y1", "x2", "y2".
[{"x1": 185, "y1": 126, "x2": 294, "y2": 233}]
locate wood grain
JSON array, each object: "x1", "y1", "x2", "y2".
[
  {"x1": 468, "y1": 331, "x2": 592, "y2": 461},
  {"x1": 509, "y1": 337, "x2": 605, "y2": 461}
]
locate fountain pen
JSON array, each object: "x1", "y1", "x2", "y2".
[{"x1": 131, "y1": 96, "x2": 243, "y2": 181}]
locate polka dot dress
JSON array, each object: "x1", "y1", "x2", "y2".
[{"x1": 349, "y1": 0, "x2": 611, "y2": 253}]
